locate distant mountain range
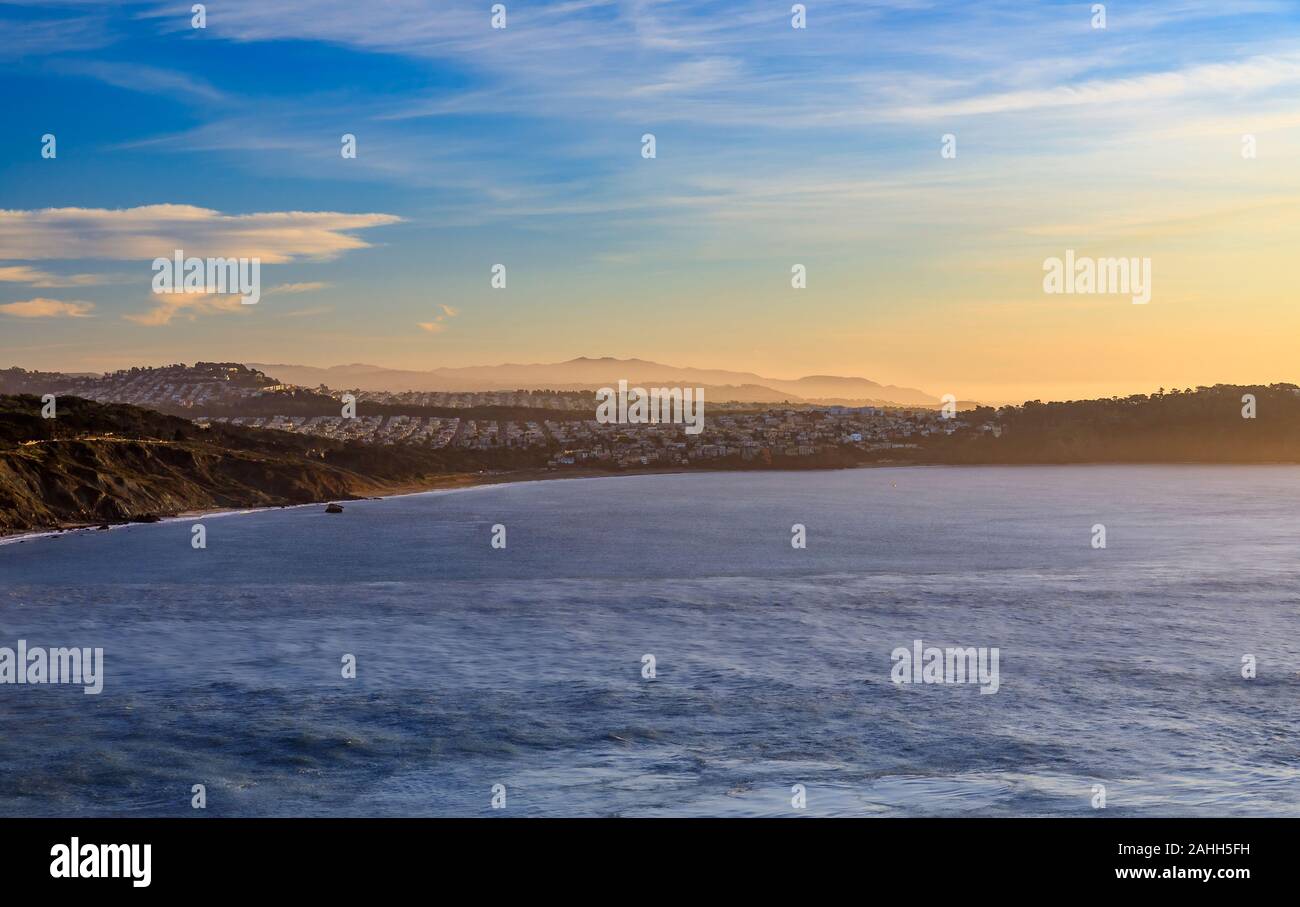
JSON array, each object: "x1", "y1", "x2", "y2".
[{"x1": 249, "y1": 357, "x2": 939, "y2": 406}]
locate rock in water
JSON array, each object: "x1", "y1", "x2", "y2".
[{"x1": 325, "y1": 503, "x2": 344, "y2": 514}]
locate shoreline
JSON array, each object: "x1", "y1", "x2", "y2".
[
  {"x1": 0, "y1": 466, "x2": 663, "y2": 545},
  {"x1": 4, "y1": 460, "x2": 1300, "y2": 546},
  {"x1": 0, "y1": 463, "x2": 853, "y2": 543}
]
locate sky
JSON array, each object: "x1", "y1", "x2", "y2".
[{"x1": 1, "y1": 0, "x2": 1299, "y2": 403}]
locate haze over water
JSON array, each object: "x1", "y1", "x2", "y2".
[{"x1": 1, "y1": 466, "x2": 1297, "y2": 817}]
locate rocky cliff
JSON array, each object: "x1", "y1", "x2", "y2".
[{"x1": 0, "y1": 395, "x2": 387, "y2": 535}]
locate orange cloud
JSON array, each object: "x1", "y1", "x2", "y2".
[
  {"x1": 0, "y1": 266, "x2": 107, "y2": 287},
  {"x1": 265, "y1": 282, "x2": 331, "y2": 295},
  {"x1": 124, "y1": 292, "x2": 247, "y2": 326},
  {"x1": 418, "y1": 304, "x2": 459, "y2": 333},
  {"x1": 0, "y1": 297, "x2": 94, "y2": 318}
]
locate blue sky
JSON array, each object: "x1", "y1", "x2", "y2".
[{"x1": 2, "y1": 1, "x2": 1299, "y2": 401}]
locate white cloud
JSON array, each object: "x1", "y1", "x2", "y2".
[
  {"x1": 50, "y1": 60, "x2": 227, "y2": 103},
  {"x1": 631, "y1": 58, "x2": 742, "y2": 96},
  {"x1": 0, "y1": 205, "x2": 401, "y2": 263},
  {"x1": 0, "y1": 11, "x2": 113, "y2": 59},
  {"x1": 880, "y1": 54, "x2": 1300, "y2": 120}
]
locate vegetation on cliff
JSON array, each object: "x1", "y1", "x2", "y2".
[
  {"x1": 926, "y1": 384, "x2": 1300, "y2": 464},
  {"x1": 0, "y1": 395, "x2": 545, "y2": 535}
]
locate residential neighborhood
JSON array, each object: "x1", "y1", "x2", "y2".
[
  {"x1": 202, "y1": 405, "x2": 986, "y2": 467},
  {"x1": 0, "y1": 363, "x2": 999, "y2": 468}
]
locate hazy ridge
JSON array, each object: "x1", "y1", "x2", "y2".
[{"x1": 248, "y1": 357, "x2": 939, "y2": 406}]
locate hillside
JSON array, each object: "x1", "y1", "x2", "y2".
[
  {"x1": 5, "y1": 384, "x2": 1299, "y2": 536},
  {"x1": 0, "y1": 395, "x2": 541, "y2": 536},
  {"x1": 929, "y1": 385, "x2": 1300, "y2": 463}
]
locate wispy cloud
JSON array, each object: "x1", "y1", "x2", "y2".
[
  {"x1": 0, "y1": 265, "x2": 109, "y2": 287},
  {"x1": 265, "y1": 282, "x2": 332, "y2": 296},
  {"x1": 880, "y1": 53, "x2": 1300, "y2": 120},
  {"x1": 0, "y1": 206, "x2": 401, "y2": 263},
  {"x1": 124, "y1": 292, "x2": 247, "y2": 326},
  {"x1": 275, "y1": 305, "x2": 334, "y2": 318},
  {"x1": 47, "y1": 59, "x2": 227, "y2": 103},
  {"x1": 418, "y1": 304, "x2": 459, "y2": 333},
  {"x1": 0, "y1": 298, "x2": 95, "y2": 318},
  {"x1": 631, "y1": 57, "x2": 743, "y2": 96},
  {"x1": 0, "y1": 9, "x2": 114, "y2": 58}
]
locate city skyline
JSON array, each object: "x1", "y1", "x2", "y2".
[{"x1": 3, "y1": 1, "x2": 1300, "y2": 402}]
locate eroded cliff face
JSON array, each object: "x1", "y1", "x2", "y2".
[
  {"x1": 0, "y1": 394, "x2": 545, "y2": 536},
  {"x1": 0, "y1": 438, "x2": 372, "y2": 535}
]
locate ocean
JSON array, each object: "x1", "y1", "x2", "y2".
[{"x1": 1, "y1": 466, "x2": 1297, "y2": 817}]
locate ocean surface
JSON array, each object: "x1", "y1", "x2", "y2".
[{"x1": 1, "y1": 466, "x2": 1298, "y2": 817}]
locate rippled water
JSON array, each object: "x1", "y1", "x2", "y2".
[{"x1": 1, "y1": 466, "x2": 1297, "y2": 816}]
